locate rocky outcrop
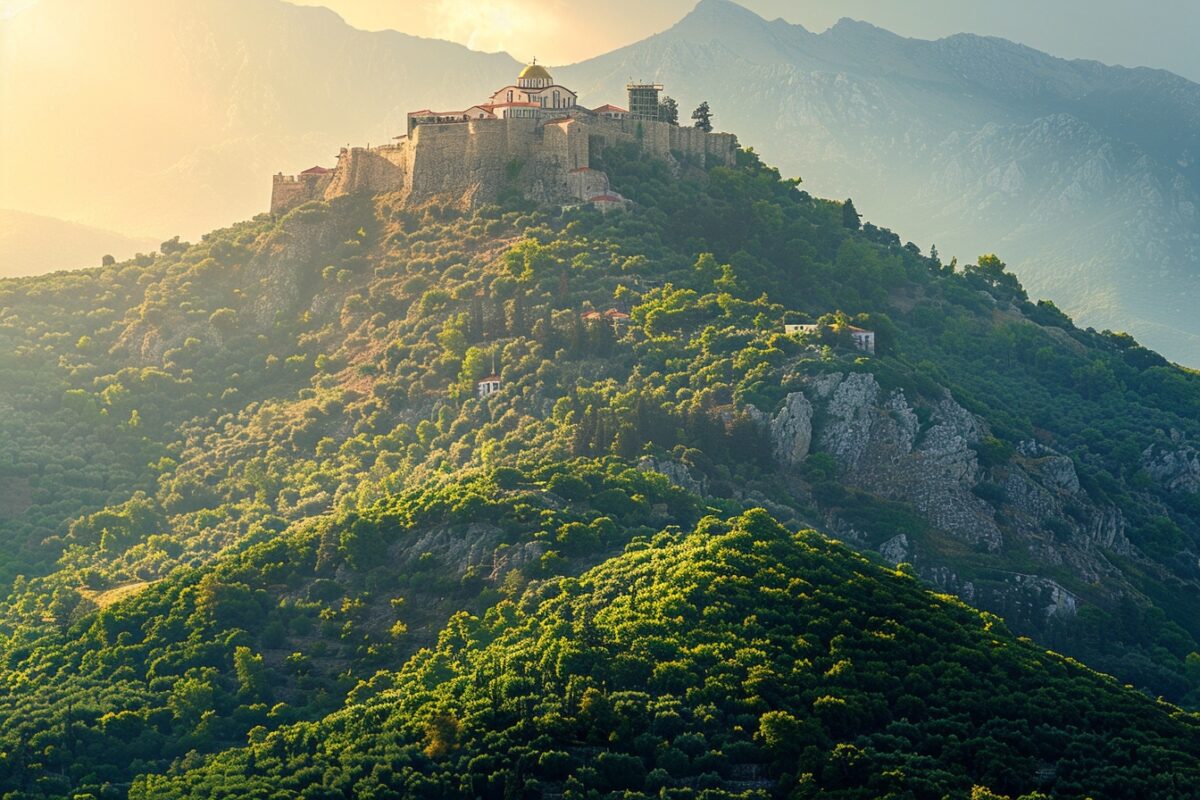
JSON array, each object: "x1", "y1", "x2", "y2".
[
  {"x1": 787, "y1": 372, "x2": 1001, "y2": 550},
  {"x1": 878, "y1": 533, "x2": 909, "y2": 565},
  {"x1": 637, "y1": 457, "x2": 708, "y2": 496},
  {"x1": 755, "y1": 370, "x2": 1147, "y2": 638},
  {"x1": 245, "y1": 205, "x2": 352, "y2": 329},
  {"x1": 1142, "y1": 431, "x2": 1200, "y2": 495},
  {"x1": 391, "y1": 522, "x2": 546, "y2": 583},
  {"x1": 1017, "y1": 440, "x2": 1081, "y2": 495},
  {"x1": 769, "y1": 391, "x2": 814, "y2": 467},
  {"x1": 115, "y1": 202, "x2": 352, "y2": 364}
]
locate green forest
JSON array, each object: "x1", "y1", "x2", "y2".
[{"x1": 1, "y1": 143, "x2": 1199, "y2": 798}]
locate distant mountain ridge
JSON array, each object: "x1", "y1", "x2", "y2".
[
  {"x1": 3, "y1": 0, "x2": 1199, "y2": 361},
  {"x1": 560, "y1": 0, "x2": 1200, "y2": 363},
  {"x1": 0, "y1": 0, "x2": 518, "y2": 241},
  {"x1": 0, "y1": 209, "x2": 159, "y2": 278}
]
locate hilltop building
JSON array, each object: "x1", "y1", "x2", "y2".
[
  {"x1": 271, "y1": 62, "x2": 737, "y2": 216},
  {"x1": 626, "y1": 83, "x2": 663, "y2": 121},
  {"x1": 786, "y1": 323, "x2": 876, "y2": 354}
]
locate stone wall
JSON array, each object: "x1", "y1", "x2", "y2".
[
  {"x1": 323, "y1": 144, "x2": 409, "y2": 200},
  {"x1": 407, "y1": 118, "x2": 540, "y2": 205},
  {"x1": 270, "y1": 172, "x2": 333, "y2": 215},
  {"x1": 580, "y1": 116, "x2": 739, "y2": 168},
  {"x1": 269, "y1": 114, "x2": 740, "y2": 215}
]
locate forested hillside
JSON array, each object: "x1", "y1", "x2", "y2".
[
  {"x1": 1, "y1": 144, "x2": 1199, "y2": 798},
  {"x1": 134, "y1": 511, "x2": 1200, "y2": 799}
]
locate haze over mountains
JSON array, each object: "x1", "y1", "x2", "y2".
[
  {"x1": 3, "y1": 0, "x2": 1199, "y2": 363},
  {"x1": 0, "y1": 210, "x2": 159, "y2": 278},
  {"x1": 562, "y1": 0, "x2": 1200, "y2": 364}
]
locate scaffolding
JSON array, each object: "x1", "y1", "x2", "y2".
[{"x1": 626, "y1": 83, "x2": 663, "y2": 121}]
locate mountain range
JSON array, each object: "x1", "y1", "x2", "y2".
[
  {"x1": 0, "y1": 209, "x2": 159, "y2": 278},
  {"x1": 561, "y1": 0, "x2": 1200, "y2": 364},
  {"x1": 3, "y1": 0, "x2": 1199, "y2": 362}
]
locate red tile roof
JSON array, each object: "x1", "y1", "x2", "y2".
[
  {"x1": 592, "y1": 104, "x2": 628, "y2": 113},
  {"x1": 300, "y1": 166, "x2": 332, "y2": 175}
]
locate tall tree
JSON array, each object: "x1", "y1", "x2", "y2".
[
  {"x1": 842, "y1": 198, "x2": 861, "y2": 231},
  {"x1": 658, "y1": 96, "x2": 679, "y2": 126},
  {"x1": 691, "y1": 101, "x2": 713, "y2": 132}
]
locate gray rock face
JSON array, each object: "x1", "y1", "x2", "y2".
[
  {"x1": 769, "y1": 392, "x2": 814, "y2": 467},
  {"x1": 392, "y1": 522, "x2": 545, "y2": 584},
  {"x1": 637, "y1": 457, "x2": 708, "y2": 496},
  {"x1": 753, "y1": 369, "x2": 1147, "y2": 638},
  {"x1": 1009, "y1": 574, "x2": 1080, "y2": 620},
  {"x1": 1018, "y1": 441, "x2": 1082, "y2": 496},
  {"x1": 1142, "y1": 433, "x2": 1200, "y2": 495},
  {"x1": 246, "y1": 207, "x2": 348, "y2": 329},
  {"x1": 878, "y1": 533, "x2": 909, "y2": 565},
  {"x1": 115, "y1": 203, "x2": 349, "y2": 364},
  {"x1": 802, "y1": 372, "x2": 1001, "y2": 551}
]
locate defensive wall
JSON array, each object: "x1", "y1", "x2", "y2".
[{"x1": 270, "y1": 115, "x2": 739, "y2": 215}]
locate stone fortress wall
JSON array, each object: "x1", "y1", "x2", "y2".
[{"x1": 271, "y1": 113, "x2": 739, "y2": 215}]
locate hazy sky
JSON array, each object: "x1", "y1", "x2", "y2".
[{"x1": 285, "y1": 0, "x2": 1200, "y2": 81}]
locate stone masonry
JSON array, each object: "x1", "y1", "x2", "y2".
[{"x1": 271, "y1": 115, "x2": 739, "y2": 215}]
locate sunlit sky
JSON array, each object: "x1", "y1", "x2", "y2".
[
  {"x1": 1, "y1": 1, "x2": 1196, "y2": 80},
  {"x1": 287, "y1": 0, "x2": 1200, "y2": 80}
]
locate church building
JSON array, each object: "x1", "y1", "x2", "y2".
[
  {"x1": 408, "y1": 61, "x2": 631, "y2": 133},
  {"x1": 488, "y1": 60, "x2": 579, "y2": 116}
]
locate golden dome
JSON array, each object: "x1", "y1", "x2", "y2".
[{"x1": 518, "y1": 62, "x2": 553, "y2": 82}]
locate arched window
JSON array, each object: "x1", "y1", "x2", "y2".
[{"x1": 507, "y1": 90, "x2": 513, "y2": 102}]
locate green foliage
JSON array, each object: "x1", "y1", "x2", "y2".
[
  {"x1": 0, "y1": 140, "x2": 1199, "y2": 798},
  {"x1": 130, "y1": 512, "x2": 1200, "y2": 799}
]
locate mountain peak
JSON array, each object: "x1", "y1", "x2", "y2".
[
  {"x1": 825, "y1": 16, "x2": 901, "y2": 41},
  {"x1": 673, "y1": 0, "x2": 770, "y2": 34}
]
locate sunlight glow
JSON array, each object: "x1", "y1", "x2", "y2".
[{"x1": 425, "y1": 0, "x2": 562, "y2": 61}]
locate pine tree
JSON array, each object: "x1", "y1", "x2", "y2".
[
  {"x1": 691, "y1": 101, "x2": 713, "y2": 132},
  {"x1": 842, "y1": 198, "x2": 861, "y2": 231},
  {"x1": 658, "y1": 96, "x2": 679, "y2": 125}
]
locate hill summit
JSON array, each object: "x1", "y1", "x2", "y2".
[{"x1": 270, "y1": 61, "x2": 737, "y2": 215}]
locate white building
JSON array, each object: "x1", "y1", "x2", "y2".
[
  {"x1": 848, "y1": 326, "x2": 875, "y2": 354},
  {"x1": 477, "y1": 374, "x2": 502, "y2": 398},
  {"x1": 785, "y1": 323, "x2": 875, "y2": 354}
]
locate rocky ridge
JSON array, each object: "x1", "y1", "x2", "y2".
[{"x1": 744, "y1": 371, "x2": 1146, "y2": 629}]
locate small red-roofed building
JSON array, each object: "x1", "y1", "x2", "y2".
[
  {"x1": 592, "y1": 104, "x2": 629, "y2": 120},
  {"x1": 590, "y1": 193, "x2": 628, "y2": 213}
]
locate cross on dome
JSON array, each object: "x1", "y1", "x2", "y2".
[{"x1": 518, "y1": 58, "x2": 553, "y2": 88}]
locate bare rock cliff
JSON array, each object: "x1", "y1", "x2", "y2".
[{"x1": 756, "y1": 371, "x2": 1146, "y2": 631}]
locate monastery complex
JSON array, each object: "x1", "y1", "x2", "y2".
[{"x1": 270, "y1": 62, "x2": 739, "y2": 215}]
